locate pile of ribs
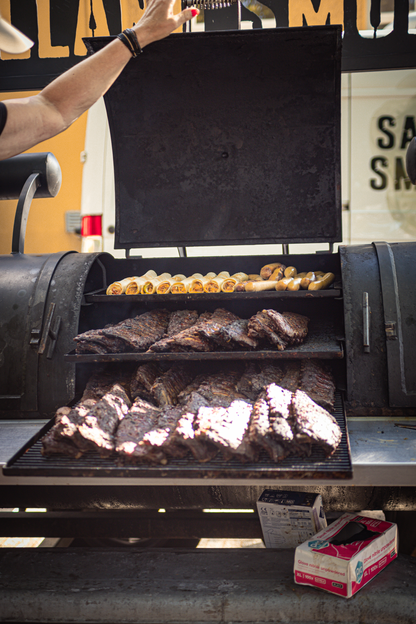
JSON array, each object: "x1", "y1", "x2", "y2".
[
  {"x1": 73, "y1": 307, "x2": 310, "y2": 354},
  {"x1": 42, "y1": 358, "x2": 342, "y2": 465}
]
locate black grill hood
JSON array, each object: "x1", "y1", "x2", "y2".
[{"x1": 84, "y1": 26, "x2": 342, "y2": 251}]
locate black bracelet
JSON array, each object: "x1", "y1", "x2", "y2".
[{"x1": 117, "y1": 28, "x2": 142, "y2": 57}]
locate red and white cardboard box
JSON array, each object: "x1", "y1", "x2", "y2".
[{"x1": 294, "y1": 512, "x2": 398, "y2": 598}]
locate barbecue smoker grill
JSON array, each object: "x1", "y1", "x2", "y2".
[{"x1": 1, "y1": 26, "x2": 416, "y2": 543}]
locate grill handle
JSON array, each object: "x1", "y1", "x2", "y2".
[
  {"x1": 363, "y1": 291, "x2": 370, "y2": 353},
  {"x1": 3, "y1": 153, "x2": 62, "y2": 255},
  {"x1": 0, "y1": 152, "x2": 61, "y2": 200}
]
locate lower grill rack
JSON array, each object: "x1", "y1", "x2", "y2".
[{"x1": 4, "y1": 393, "x2": 351, "y2": 480}]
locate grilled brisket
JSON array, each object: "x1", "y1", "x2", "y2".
[
  {"x1": 148, "y1": 309, "x2": 239, "y2": 353},
  {"x1": 247, "y1": 309, "x2": 309, "y2": 350},
  {"x1": 139, "y1": 405, "x2": 186, "y2": 462},
  {"x1": 249, "y1": 395, "x2": 287, "y2": 462},
  {"x1": 290, "y1": 389, "x2": 342, "y2": 456},
  {"x1": 167, "y1": 309, "x2": 199, "y2": 336},
  {"x1": 42, "y1": 384, "x2": 130, "y2": 458},
  {"x1": 238, "y1": 362, "x2": 284, "y2": 401},
  {"x1": 115, "y1": 397, "x2": 161, "y2": 462},
  {"x1": 214, "y1": 319, "x2": 259, "y2": 351},
  {"x1": 74, "y1": 309, "x2": 170, "y2": 354},
  {"x1": 195, "y1": 369, "x2": 246, "y2": 407},
  {"x1": 194, "y1": 399, "x2": 256, "y2": 462},
  {"x1": 101, "y1": 309, "x2": 170, "y2": 352},
  {"x1": 170, "y1": 392, "x2": 218, "y2": 462},
  {"x1": 298, "y1": 360, "x2": 336, "y2": 411},
  {"x1": 150, "y1": 365, "x2": 193, "y2": 406},
  {"x1": 41, "y1": 404, "x2": 94, "y2": 458},
  {"x1": 75, "y1": 384, "x2": 131, "y2": 456},
  {"x1": 130, "y1": 363, "x2": 161, "y2": 402}
]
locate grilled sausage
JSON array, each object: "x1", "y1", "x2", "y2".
[
  {"x1": 268, "y1": 265, "x2": 286, "y2": 282},
  {"x1": 284, "y1": 266, "x2": 297, "y2": 278},
  {"x1": 308, "y1": 272, "x2": 335, "y2": 290},
  {"x1": 275, "y1": 277, "x2": 294, "y2": 291},
  {"x1": 260, "y1": 263, "x2": 284, "y2": 280},
  {"x1": 244, "y1": 280, "x2": 279, "y2": 292}
]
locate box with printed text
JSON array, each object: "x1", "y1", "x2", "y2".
[
  {"x1": 294, "y1": 512, "x2": 398, "y2": 598},
  {"x1": 257, "y1": 489, "x2": 327, "y2": 548}
]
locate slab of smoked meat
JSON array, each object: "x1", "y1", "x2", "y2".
[
  {"x1": 213, "y1": 319, "x2": 259, "y2": 351},
  {"x1": 195, "y1": 369, "x2": 247, "y2": 408},
  {"x1": 249, "y1": 393, "x2": 287, "y2": 462},
  {"x1": 167, "y1": 309, "x2": 199, "y2": 336},
  {"x1": 75, "y1": 384, "x2": 131, "y2": 456},
  {"x1": 130, "y1": 362, "x2": 162, "y2": 402},
  {"x1": 41, "y1": 402, "x2": 95, "y2": 458},
  {"x1": 237, "y1": 362, "x2": 284, "y2": 401},
  {"x1": 290, "y1": 389, "x2": 342, "y2": 457},
  {"x1": 263, "y1": 383, "x2": 296, "y2": 458},
  {"x1": 115, "y1": 397, "x2": 161, "y2": 463},
  {"x1": 169, "y1": 391, "x2": 218, "y2": 462},
  {"x1": 100, "y1": 309, "x2": 171, "y2": 352},
  {"x1": 139, "y1": 405, "x2": 187, "y2": 463},
  {"x1": 74, "y1": 329, "x2": 128, "y2": 354},
  {"x1": 247, "y1": 310, "x2": 309, "y2": 350},
  {"x1": 148, "y1": 309, "x2": 238, "y2": 353},
  {"x1": 298, "y1": 360, "x2": 336, "y2": 412},
  {"x1": 150, "y1": 365, "x2": 194, "y2": 406},
  {"x1": 194, "y1": 399, "x2": 256, "y2": 462},
  {"x1": 148, "y1": 313, "x2": 213, "y2": 352}
]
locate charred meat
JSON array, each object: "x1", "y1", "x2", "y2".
[
  {"x1": 213, "y1": 319, "x2": 259, "y2": 351},
  {"x1": 115, "y1": 397, "x2": 161, "y2": 462},
  {"x1": 238, "y1": 362, "x2": 284, "y2": 401},
  {"x1": 298, "y1": 360, "x2": 336, "y2": 412},
  {"x1": 247, "y1": 309, "x2": 309, "y2": 350},
  {"x1": 291, "y1": 389, "x2": 342, "y2": 457},
  {"x1": 75, "y1": 384, "x2": 131, "y2": 456},
  {"x1": 167, "y1": 309, "x2": 199, "y2": 336},
  {"x1": 194, "y1": 399, "x2": 256, "y2": 462},
  {"x1": 150, "y1": 365, "x2": 193, "y2": 407},
  {"x1": 74, "y1": 309, "x2": 170, "y2": 354},
  {"x1": 42, "y1": 384, "x2": 130, "y2": 458},
  {"x1": 130, "y1": 363, "x2": 162, "y2": 402}
]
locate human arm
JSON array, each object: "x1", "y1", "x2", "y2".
[{"x1": 0, "y1": 0, "x2": 197, "y2": 161}]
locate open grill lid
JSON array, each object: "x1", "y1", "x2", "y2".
[{"x1": 85, "y1": 26, "x2": 342, "y2": 250}]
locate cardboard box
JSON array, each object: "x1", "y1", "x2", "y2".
[
  {"x1": 294, "y1": 512, "x2": 399, "y2": 598},
  {"x1": 257, "y1": 490, "x2": 327, "y2": 548}
]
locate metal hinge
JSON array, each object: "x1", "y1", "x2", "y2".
[
  {"x1": 29, "y1": 328, "x2": 41, "y2": 347},
  {"x1": 385, "y1": 321, "x2": 397, "y2": 340}
]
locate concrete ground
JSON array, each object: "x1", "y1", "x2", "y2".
[{"x1": 0, "y1": 546, "x2": 415, "y2": 624}]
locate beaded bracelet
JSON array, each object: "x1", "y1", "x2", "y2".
[{"x1": 117, "y1": 28, "x2": 142, "y2": 57}]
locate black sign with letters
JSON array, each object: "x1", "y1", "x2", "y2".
[{"x1": 0, "y1": 0, "x2": 416, "y2": 92}]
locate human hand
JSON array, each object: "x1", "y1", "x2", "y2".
[{"x1": 133, "y1": 0, "x2": 199, "y2": 48}]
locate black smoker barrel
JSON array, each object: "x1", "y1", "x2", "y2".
[{"x1": 0, "y1": 152, "x2": 108, "y2": 417}]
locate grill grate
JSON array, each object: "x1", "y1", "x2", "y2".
[{"x1": 4, "y1": 393, "x2": 351, "y2": 480}]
